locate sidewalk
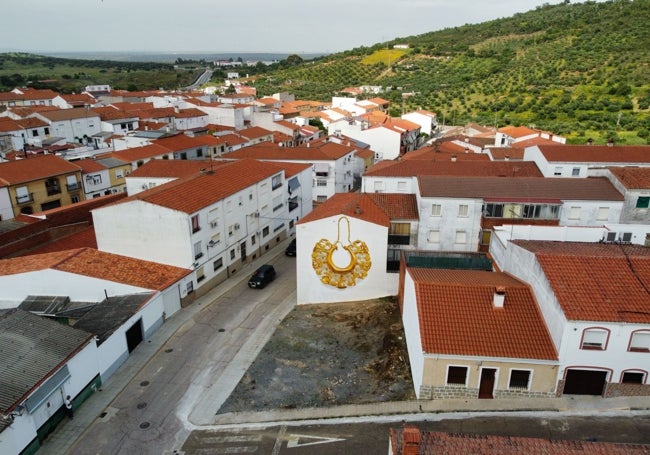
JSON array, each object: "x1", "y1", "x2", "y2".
[{"x1": 212, "y1": 395, "x2": 650, "y2": 426}]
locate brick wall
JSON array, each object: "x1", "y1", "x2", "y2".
[{"x1": 604, "y1": 382, "x2": 650, "y2": 398}]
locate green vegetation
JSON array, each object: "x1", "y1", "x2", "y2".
[
  {"x1": 2, "y1": 1, "x2": 650, "y2": 144},
  {"x1": 252, "y1": 0, "x2": 650, "y2": 144},
  {"x1": 0, "y1": 53, "x2": 196, "y2": 93}
]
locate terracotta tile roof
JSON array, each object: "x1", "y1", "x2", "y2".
[
  {"x1": 0, "y1": 118, "x2": 22, "y2": 132},
  {"x1": 28, "y1": 227, "x2": 98, "y2": 254},
  {"x1": 5, "y1": 106, "x2": 60, "y2": 117},
  {"x1": 366, "y1": 193, "x2": 419, "y2": 219},
  {"x1": 272, "y1": 161, "x2": 312, "y2": 178},
  {"x1": 127, "y1": 159, "x2": 283, "y2": 214},
  {"x1": 513, "y1": 241, "x2": 650, "y2": 323},
  {"x1": 37, "y1": 107, "x2": 100, "y2": 122},
  {"x1": 0, "y1": 247, "x2": 189, "y2": 291},
  {"x1": 92, "y1": 106, "x2": 133, "y2": 121},
  {"x1": 238, "y1": 126, "x2": 273, "y2": 139},
  {"x1": 418, "y1": 176, "x2": 623, "y2": 201},
  {"x1": 299, "y1": 193, "x2": 391, "y2": 227},
  {"x1": 364, "y1": 159, "x2": 541, "y2": 178},
  {"x1": 389, "y1": 428, "x2": 650, "y2": 454},
  {"x1": 74, "y1": 158, "x2": 107, "y2": 173},
  {"x1": 0, "y1": 88, "x2": 58, "y2": 101},
  {"x1": 174, "y1": 108, "x2": 208, "y2": 118},
  {"x1": 109, "y1": 143, "x2": 170, "y2": 162},
  {"x1": 487, "y1": 146, "x2": 526, "y2": 160},
  {"x1": 128, "y1": 158, "x2": 229, "y2": 178},
  {"x1": 535, "y1": 144, "x2": 650, "y2": 163},
  {"x1": 498, "y1": 125, "x2": 540, "y2": 138},
  {"x1": 409, "y1": 268, "x2": 557, "y2": 360},
  {"x1": 608, "y1": 166, "x2": 650, "y2": 189},
  {"x1": 15, "y1": 117, "x2": 49, "y2": 129},
  {"x1": 111, "y1": 102, "x2": 153, "y2": 112},
  {"x1": 402, "y1": 145, "x2": 490, "y2": 161},
  {"x1": 226, "y1": 142, "x2": 353, "y2": 161},
  {"x1": 152, "y1": 133, "x2": 206, "y2": 151},
  {"x1": 0, "y1": 155, "x2": 81, "y2": 185}
]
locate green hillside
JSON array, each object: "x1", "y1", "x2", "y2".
[{"x1": 253, "y1": 0, "x2": 650, "y2": 144}]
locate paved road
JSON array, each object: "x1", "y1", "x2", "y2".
[
  {"x1": 185, "y1": 68, "x2": 212, "y2": 90},
  {"x1": 66, "y1": 253, "x2": 297, "y2": 455},
  {"x1": 182, "y1": 414, "x2": 650, "y2": 454}
]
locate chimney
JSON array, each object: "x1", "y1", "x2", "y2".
[
  {"x1": 493, "y1": 286, "x2": 506, "y2": 308},
  {"x1": 402, "y1": 426, "x2": 421, "y2": 455}
]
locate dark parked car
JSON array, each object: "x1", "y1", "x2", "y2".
[
  {"x1": 248, "y1": 264, "x2": 276, "y2": 289},
  {"x1": 285, "y1": 238, "x2": 296, "y2": 256}
]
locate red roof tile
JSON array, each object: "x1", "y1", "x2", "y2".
[
  {"x1": 608, "y1": 166, "x2": 650, "y2": 189},
  {"x1": 513, "y1": 241, "x2": 650, "y2": 323},
  {"x1": 0, "y1": 247, "x2": 189, "y2": 290},
  {"x1": 390, "y1": 428, "x2": 650, "y2": 454},
  {"x1": 418, "y1": 176, "x2": 623, "y2": 201},
  {"x1": 0, "y1": 155, "x2": 81, "y2": 185},
  {"x1": 299, "y1": 193, "x2": 391, "y2": 227},
  {"x1": 409, "y1": 268, "x2": 557, "y2": 360},
  {"x1": 226, "y1": 142, "x2": 354, "y2": 161},
  {"x1": 364, "y1": 159, "x2": 541, "y2": 177},
  {"x1": 126, "y1": 159, "x2": 283, "y2": 214},
  {"x1": 128, "y1": 158, "x2": 229, "y2": 178}
]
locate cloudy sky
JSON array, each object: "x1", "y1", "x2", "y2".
[{"x1": 3, "y1": 0, "x2": 595, "y2": 55}]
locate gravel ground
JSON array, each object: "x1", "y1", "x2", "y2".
[{"x1": 218, "y1": 297, "x2": 415, "y2": 413}]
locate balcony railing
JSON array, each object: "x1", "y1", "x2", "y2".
[
  {"x1": 46, "y1": 186, "x2": 61, "y2": 196},
  {"x1": 66, "y1": 181, "x2": 81, "y2": 191},
  {"x1": 388, "y1": 234, "x2": 411, "y2": 245},
  {"x1": 288, "y1": 201, "x2": 299, "y2": 212},
  {"x1": 16, "y1": 193, "x2": 34, "y2": 205}
]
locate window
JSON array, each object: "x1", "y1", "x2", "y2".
[
  {"x1": 431, "y1": 204, "x2": 442, "y2": 217},
  {"x1": 186, "y1": 281, "x2": 194, "y2": 294},
  {"x1": 554, "y1": 166, "x2": 562, "y2": 176},
  {"x1": 581, "y1": 328, "x2": 609, "y2": 350},
  {"x1": 427, "y1": 230, "x2": 440, "y2": 243},
  {"x1": 251, "y1": 235, "x2": 256, "y2": 245},
  {"x1": 621, "y1": 232, "x2": 632, "y2": 242},
  {"x1": 446, "y1": 366, "x2": 468, "y2": 385},
  {"x1": 455, "y1": 230, "x2": 467, "y2": 244},
  {"x1": 317, "y1": 179, "x2": 327, "y2": 187},
  {"x1": 572, "y1": 167, "x2": 580, "y2": 176},
  {"x1": 397, "y1": 181, "x2": 407, "y2": 191},
  {"x1": 193, "y1": 241, "x2": 203, "y2": 260},
  {"x1": 272, "y1": 195, "x2": 283, "y2": 211},
  {"x1": 71, "y1": 195, "x2": 80, "y2": 203},
  {"x1": 569, "y1": 206, "x2": 580, "y2": 220},
  {"x1": 213, "y1": 258, "x2": 223, "y2": 271},
  {"x1": 597, "y1": 207, "x2": 609, "y2": 221},
  {"x1": 458, "y1": 204, "x2": 469, "y2": 217},
  {"x1": 271, "y1": 173, "x2": 282, "y2": 190},
  {"x1": 483, "y1": 203, "x2": 504, "y2": 218},
  {"x1": 622, "y1": 371, "x2": 646, "y2": 384},
  {"x1": 262, "y1": 226, "x2": 270, "y2": 237},
  {"x1": 197, "y1": 148, "x2": 203, "y2": 157},
  {"x1": 480, "y1": 230, "x2": 492, "y2": 245},
  {"x1": 373, "y1": 181, "x2": 384, "y2": 192},
  {"x1": 116, "y1": 170, "x2": 123, "y2": 178},
  {"x1": 32, "y1": 129, "x2": 39, "y2": 137},
  {"x1": 45, "y1": 178, "x2": 61, "y2": 196},
  {"x1": 636, "y1": 197, "x2": 650, "y2": 209},
  {"x1": 196, "y1": 266, "x2": 205, "y2": 283},
  {"x1": 191, "y1": 214, "x2": 200, "y2": 233},
  {"x1": 230, "y1": 249, "x2": 236, "y2": 260},
  {"x1": 629, "y1": 331, "x2": 650, "y2": 352},
  {"x1": 508, "y1": 370, "x2": 531, "y2": 390}
]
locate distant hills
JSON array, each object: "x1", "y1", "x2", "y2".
[{"x1": 36, "y1": 52, "x2": 325, "y2": 63}]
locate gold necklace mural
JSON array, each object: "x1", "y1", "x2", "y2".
[{"x1": 312, "y1": 216, "x2": 372, "y2": 288}]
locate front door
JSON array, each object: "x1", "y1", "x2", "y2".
[
  {"x1": 240, "y1": 241, "x2": 247, "y2": 264},
  {"x1": 479, "y1": 368, "x2": 496, "y2": 399}
]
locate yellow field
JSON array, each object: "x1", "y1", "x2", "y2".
[{"x1": 361, "y1": 49, "x2": 408, "y2": 65}]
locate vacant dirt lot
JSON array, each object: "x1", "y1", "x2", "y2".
[{"x1": 218, "y1": 297, "x2": 415, "y2": 413}]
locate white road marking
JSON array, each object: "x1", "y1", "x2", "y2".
[{"x1": 286, "y1": 433, "x2": 346, "y2": 448}]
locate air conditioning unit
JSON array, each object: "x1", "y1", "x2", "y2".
[{"x1": 208, "y1": 239, "x2": 218, "y2": 247}]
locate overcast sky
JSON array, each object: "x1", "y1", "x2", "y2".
[{"x1": 3, "y1": 0, "x2": 597, "y2": 55}]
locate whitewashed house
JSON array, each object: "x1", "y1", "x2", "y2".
[
  {"x1": 401, "y1": 109, "x2": 438, "y2": 137},
  {"x1": 523, "y1": 144, "x2": 650, "y2": 178},
  {"x1": 93, "y1": 159, "x2": 297, "y2": 295},
  {"x1": 605, "y1": 167, "x2": 650, "y2": 225},
  {"x1": 416, "y1": 176, "x2": 624, "y2": 252},
  {"x1": 225, "y1": 140, "x2": 357, "y2": 203},
  {"x1": 296, "y1": 192, "x2": 418, "y2": 304},
  {"x1": 33, "y1": 108, "x2": 102, "y2": 146},
  {"x1": 491, "y1": 240, "x2": 650, "y2": 397},
  {"x1": 401, "y1": 267, "x2": 558, "y2": 400}
]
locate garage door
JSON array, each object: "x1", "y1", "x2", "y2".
[{"x1": 563, "y1": 369, "x2": 607, "y2": 395}]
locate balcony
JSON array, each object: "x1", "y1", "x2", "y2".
[
  {"x1": 16, "y1": 193, "x2": 34, "y2": 205},
  {"x1": 46, "y1": 185, "x2": 62, "y2": 196},
  {"x1": 288, "y1": 200, "x2": 299, "y2": 212},
  {"x1": 388, "y1": 234, "x2": 411, "y2": 245},
  {"x1": 66, "y1": 181, "x2": 81, "y2": 191}
]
